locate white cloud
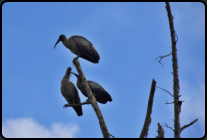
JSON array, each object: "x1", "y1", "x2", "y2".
[
  {"x1": 180, "y1": 82, "x2": 205, "y2": 122},
  {"x1": 2, "y1": 117, "x2": 80, "y2": 138},
  {"x1": 179, "y1": 81, "x2": 205, "y2": 137},
  {"x1": 172, "y1": 2, "x2": 205, "y2": 39}
]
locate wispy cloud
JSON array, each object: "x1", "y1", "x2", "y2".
[
  {"x1": 2, "y1": 117, "x2": 80, "y2": 138},
  {"x1": 179, "y1": 81, "x2": 205, "y2": 137},
  {"x1": 172, "y1": 2, "x2": 205, "y2": 40},
  {"x1": 180, "y1": 81, "x2": 205, "y2": 121}
]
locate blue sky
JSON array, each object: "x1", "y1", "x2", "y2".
[{"x1": 2, "y1": 2, "x2": 205, "y2": 138}]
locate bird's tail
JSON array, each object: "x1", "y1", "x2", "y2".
[{"x1": 73, "y1": 106, "x2": 83, "y2": 116}]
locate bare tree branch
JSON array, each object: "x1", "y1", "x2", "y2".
[
  {"x1": 180, "y1": 119, "x2": 198, "y2": 133},
  {"x1": 109, "y1": 134, "x2": 116, "y2": 138},
  {"x1": 155, "y1": 53, "x2": 172, "y2": 68},
  {"x1": 140, "y1": 79, "x2": 157, "y2": 138},
  {"x1": 73, "y1": 58, "x2": 110, "y2": 138},
  {"x1": 156, "y1": 86, "x2": 174, "y2": 97},
  {"x1": 165, "y1": 2, "x2": 181, "y2": 137},
  {"x1": 63, "y1": 101, "x2": 91, "y2": 108},
  {"x1": 164, "y1": 122, "x2": 174, "y2": 132},
  {"x1": 165, "y1": 100, "x2": 174, "y2": 104},
  {"x1": 156, "y1": 123, "x2": 165, "y2": 138}
]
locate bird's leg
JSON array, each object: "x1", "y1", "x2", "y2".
[
  {"x1": 75, "y1": 55, "x2": 80, "y2": 60},
  {"x1": 63, "y1": 103, "x2": 75, "y2": 108},
  {"x1": 63, "y1": 103, "x2": 70, "y2": 108},
  {"x1": 73, "y1": 55, "x2": 80, "y2": 66}
]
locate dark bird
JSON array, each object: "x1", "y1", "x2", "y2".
[
  {"x1": 72, "y1": 72, "x2": 112, "y2": 104},
  {"x1": 61, "y1": 67, "x2": 83, "y2": 116},
  {"x1": 54, "y1": 35, "x2": 100, "y2": 63}
]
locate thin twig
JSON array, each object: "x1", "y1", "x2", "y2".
[
  {"x1": 180, "y1": 119, "x2": 198, "y2": 133},
  {"x1": 109, "y1": 134, "x2": 115, "y2": 138},
  {"x1": 164, "y1": 122, "x2": 174, "y2": 132},
  {"x1": 155, "y1": 53, "x2": 172, "y2": 68},
  {"x1": 156, "y1": 86, "x2": 174, "y2": 97},
  {"x1": 165, "y1": 100, "x2": 174, "y2": 104},
  {"x1": 63, "y1": 101, "x2": 91, "y2": 108}
]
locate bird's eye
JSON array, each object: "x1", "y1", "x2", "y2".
[{"x1": 59, "y1": 35, "x2": 65, "y2": 40}]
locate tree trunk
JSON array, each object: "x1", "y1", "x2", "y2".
[{"x1": 165, "y1": 2, "x2": 181, "y2": 138}]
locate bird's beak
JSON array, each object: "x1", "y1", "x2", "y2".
[
  {"x1": 54, "y1": 38, "x2": 61, "y2": 49},
  {"x1": 71, "y1": 72, "x2": 79, "y2": 78}
]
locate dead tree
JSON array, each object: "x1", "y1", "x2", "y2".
[
  {"x1": 165, "y1": 2, "x2": 181, "y2": 137},
  {"x1": 155, "y1": 2, "x2": 198, "y2": 138}
]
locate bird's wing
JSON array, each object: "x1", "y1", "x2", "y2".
[
  {"x1": 73, "y1": 36, "x2": 100, "y2": 63},
  {"x1": 71, "y1": 83, "x2": 83, "y2": 116},
  {"x1": 73, "y1": 36, "x2": 93, "y2": 48},
  {"x1": 73, "y1": 85, "x2": 81, "y2": 104},
  {"x1": 61, "y1": 85, "x2": 73, "y2": 104},
  {"x1": 88, "y1": 81, "x2": 112, "y2": 103},
  {"x1": 88, "y1": 81, "x2": 110, "y2": 96}
]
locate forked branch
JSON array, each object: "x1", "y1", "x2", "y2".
[
  {"x1": 73, "y1": 58, "x2": 110, "y2": 138},
  {"x1": 155, "y1": 53, "x2": 172, "y2": 67},
  {"x1": 164, "y1": 122, "x2": 174, "y2": 132}
]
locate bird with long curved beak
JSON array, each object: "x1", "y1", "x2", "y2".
[
  {"x1": 54, "y1": 34, "x2": 100, "y2": 63},
  {"x1": 61, "y1": 67, "x2": 83, "y2": 116},
  {"x1": 71, "y1": 72, "x2": 112, "y2": 104}
]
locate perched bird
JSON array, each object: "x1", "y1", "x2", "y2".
[
  {"x1": 54, "y1": 34, "x2": 100, "y2": 63},
  {"x1": 72, "y1": 72, "x2": 112, "y2": 104},
  {"x1": 61, "y1": 67, "x2": 83, "y2": 116}
]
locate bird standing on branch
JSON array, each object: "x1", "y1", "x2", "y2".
[
  {"x1": 61, "y1": 67, "x2": 83, "y2": 116},
  {"x1": 54, "y1": 35, "x2": 100, "y2": 63},
  {"x1": 72, "y1": 72, "x2": 112, "y2": 104}
]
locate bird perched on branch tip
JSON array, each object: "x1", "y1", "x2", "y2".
[{"x1": 54, "y1": 34, "x2": 100, "y2": 63}]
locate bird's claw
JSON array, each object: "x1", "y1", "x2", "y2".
[
  {"x1": 72, "y1": 56, "x2": 80, "y2": 66},
  {"x1": 63, "y1": 104, "x2": 69, "y2": 109},
  {"x1": 72, "y1": 58, "x2": 77, "y2": 66}
]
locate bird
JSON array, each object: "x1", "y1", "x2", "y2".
[
  {"x1": 61, "y1": 67, "x2": 83, "y2": 116},
  {"x1": 54, "y1": 34, "x2": 100, "y2": 63},
  {"x1": 72, "y1": 72, "x2": 112, "y2": 104}
]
